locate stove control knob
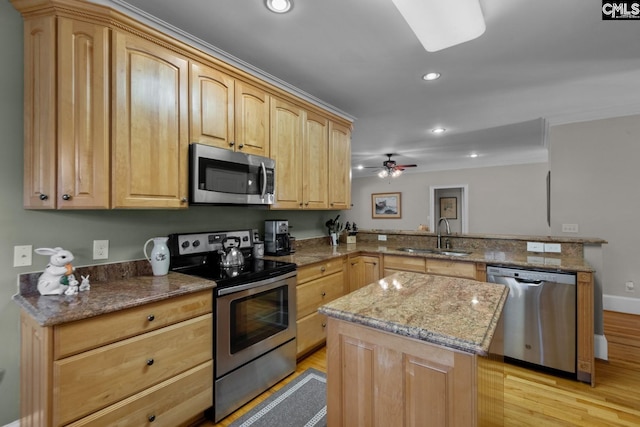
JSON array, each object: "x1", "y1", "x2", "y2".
[
  {"x1": 181, "y1": 241, "x2": 190, "y2": 249},
  {"x1": 192, "y1": 240, "x2": 201, "y2": 248}
]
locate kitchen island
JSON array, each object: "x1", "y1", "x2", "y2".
[{"x1": 319, "y1": 271, "x2": 508, "y2": 427}]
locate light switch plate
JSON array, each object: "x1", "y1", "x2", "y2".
[
  {"x1": 527, "y1": 242, "x2": 544, "y2": 252},
  {"x1": 378, "y1": 235, "x2": 387, "y2": 241},
  {"x1": 544, "y1": 243, "x2": 562, "y2": 253},
  {"x1": 562, "y1": 223, "x2": 579, "y2": 233},
  {"x1": 14, "y1": 245, "x2": 33, "y2": 267}
]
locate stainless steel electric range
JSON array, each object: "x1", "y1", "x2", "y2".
[{"x1": 168, "y1": 229, "x2": 297, "y2": 422}]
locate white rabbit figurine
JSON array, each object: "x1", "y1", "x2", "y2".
[
  {"x1": 34, "y1": 247, "x2": 76, "y2": 296},
  {"x1": 79, "y1": 275, "x2": 91, "y2": 291},
  {"x1": 64, "y1": 274, "x2": 80, "y2": 296}
]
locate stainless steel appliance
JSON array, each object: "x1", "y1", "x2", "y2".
[
  {"x1": 264, "y1": 220, "x2": 292, "y2": 255},
  {"x1": 486, "y1": 265, "x2": 577, "y2": 374},
  {"x1": 168, "y1": 228, "x2": 297, "y2": 422},
  {"x1": 190, "y1": 143, "x2": 275, "y2": 205}
]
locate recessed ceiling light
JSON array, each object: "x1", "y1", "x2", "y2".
[
  {"x1": 265, "y1": 0, "x2": 292, "y2": 13},
  {"x1": 422, "y1": 72, "x2": 441, "y2": 81},
  {"x1": 357, "y1": 165, "x2": 364, "y2": 170},
  {"x1": 469, "y1": 153, "x2": 479, "y2": 158},
  {"x1": 431, "y1": 128, "x2": 446, "y2": 134}
]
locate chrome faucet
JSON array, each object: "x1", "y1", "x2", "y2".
[{"x1": 436, "y1": 217, "x2": 451, "y2": 249}]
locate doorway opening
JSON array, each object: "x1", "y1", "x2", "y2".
[{"x1": 429, "y1": 185, "x2": 468, "y2": 234}]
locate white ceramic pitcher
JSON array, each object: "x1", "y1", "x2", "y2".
[{"x1": 144, "y1": 237, "x2": 170, "y2": 276}]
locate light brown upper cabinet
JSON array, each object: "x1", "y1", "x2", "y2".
[
  {"x1": 270, "y1": 97, "x2": 305, "y2": 209},
  {"x1": 271, "y1": 98, "x2": 338, "y2": 210},
  {"x1": 22, "y1": 15, "x2": 110, "y2": 209},
  {"x1": 328, "y1": 121, "x2": 352, "y2": 210},
  {"x1": 190, "y1": 63, "x2": 269, "y2": 157},
  {"x1": 112, "y1": 31, "x2": 190, "y2": 208}
]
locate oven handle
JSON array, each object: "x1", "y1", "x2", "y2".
[
  {"x1": 260, "y1": 162, "x2": 267, "y2": 200},
  {"x1": 217, "y1": 270, "x2": 296, "y2": 296}
]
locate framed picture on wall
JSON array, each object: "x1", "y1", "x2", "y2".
[
  {"x1": 440, "y1": 197, "x2": 457, "y2": 219},
  {"x1": 372, "y1": 192, "x2": 401, "y2": 219}
]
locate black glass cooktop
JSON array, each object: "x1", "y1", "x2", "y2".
[{"x1": 171, "y1": 257, "x2": 296, "y2": 289}]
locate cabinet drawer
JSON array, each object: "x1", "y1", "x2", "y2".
[
  {"x1": 54, "y1": 291, "x2": 212, "y2": 359},
  {"x1": 426, "y1": 259, "x2": 477, "y2": 279},
  {"x1": 384, "y1": 255, "x2": 426, "y2": 273},
  {"x1": 297, "y1": 312, "x2": 328, "y2": 358},
  {"x1": 297, "y1": 272, "x2": 344, "y2": 319},
  {"x1": 66, "y1": 360, "x2": 213, "y2": 427},
  {"x1": 53, "y1": 314, "x2": 212, "y2": 425},
  {"x1": 298, "y1": 257, "x2": 345, "y2": 284}
]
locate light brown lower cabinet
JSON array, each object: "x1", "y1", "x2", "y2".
[
  {"x1": 383, "y1": 254, "x2": 478, "y2": 279},
  {"x1": 326, "y1": 317, "x2": 504, "y2": 427},
  {"x1": 19, "y1": 291, "x2": 213, "y2": 427},
  {"x1": 296, "y1": 256, "x2": 347, "y2": 358}
]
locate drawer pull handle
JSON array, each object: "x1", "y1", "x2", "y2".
[
  {"x1": 146, "y1": 358, "x2": 155, "y2": 366},
  {"x1": 147, "y1": 314, "x2": 155, "y2": 321},
  {"x1": 321, "y1": 291, "x2": 326, "y2": 297},
  {"x1": 148, "y1": 415, "x2": 156, "y2": 422}
]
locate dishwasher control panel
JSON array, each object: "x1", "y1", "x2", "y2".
[{"x1": 486, "y1": 266, "x2": 576, "y2": 285}]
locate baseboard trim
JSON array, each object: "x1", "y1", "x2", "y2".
[
  {"x1": 603, "y1": 294, "x2": 640, "y2": 315},
  {"x1": 594, "y1": 334, "x2": 608, "y2": 361}
]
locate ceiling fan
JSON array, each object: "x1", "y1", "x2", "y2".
[{"x1": 364, "y1": 153, "x2": 417, "y2": 178}]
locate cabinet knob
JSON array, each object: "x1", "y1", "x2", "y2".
[
  {"x1": 147, "y1": 314, "x2": 155, "y2": 322},
  {"x1": 39, "y1": 194, "x2": 48, "y2": 200},
  {"x1": 299, "y1": 202, "x2": 304, "y2": 207},
  {"x1": 238, "y1": 143, "x2": 244, "y2": 149},
  {"x1": 304, "y1": 202, "x2": 309, "y2": 206},
  {"x1": 181, "y1": 197, "x2": 188, "y2": 203},
  {"x1": 322, "y1": 322, "x2": 327, "y2": 328},
  {"x1": 321, "y1": 291, "x2": 326, "y2": 297},
  {"x1": 62, "y1": 194, "x2": 71, "y2": 201},
  {"x1": 320, "y1": 266, "x2": 326, "y2": 272},
  {"x1": 229, "y1": 141, "x2": 235, "y2": 147},
  {"x1": 148, "y1": 415, "x2": 156, "y2": 422},
  {"x1": 146, "y1": 358, "x2": 154, "y2": 366}
]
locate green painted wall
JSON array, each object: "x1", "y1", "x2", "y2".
[{"x1": 0, "y1": 2, "x2": 336, "y2": 423}]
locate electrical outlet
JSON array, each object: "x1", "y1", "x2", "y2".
[
  {"x1": 562, "y1": 223, "x2": 579, "y2": 233},
  {"x1": 544, "y1": 243, "x2": 562, "y2": 253},
  {"x1": 93, "y1": 240, "x2": 109, "y2": 260},
  {"x1": 14, "y1": 245, "x2": 33, "y2": 267},
  {"x1": 527, "y1": 242, "x2": 544, "y2": 252},
  {"x1": 378, "y1": 235, "x2": 387, "y2": 241},
  {"x1": 626, "y1": 281, "x2": 635, "y2": 292}
]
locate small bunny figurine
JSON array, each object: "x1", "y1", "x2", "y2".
[
  {"x1": 34, "y1": 247, "x2": 76, "y2": 296},
  {"x1": 79, "y1": 275, "x2": 91, "y2": 291}
]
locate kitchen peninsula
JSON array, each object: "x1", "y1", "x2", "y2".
[{"x1": 319, "y1": 271, "x2": 508, "y2": 426}]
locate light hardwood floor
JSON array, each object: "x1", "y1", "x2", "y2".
[{"x1": 195, "y1": 347, "x2": 640, "y2": 426}]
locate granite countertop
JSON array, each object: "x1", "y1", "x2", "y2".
[
  {"x1": 318, "y1": 271, "x2": 509, "y2": 356},
  {"x1": 13, "y1": 261, "x2": 216, "y2": 327},
  {"x1": 266, "y1": 242, "x2": 595, "y2": 272}
]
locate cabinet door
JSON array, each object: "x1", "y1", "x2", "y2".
[
  {"x1": 328, "y1": 121, "x2": 352, "y2": 210},
  {"x1": 112, "y1": 31, "x2": 189, "y2": 208},
  {"x1": 57, "y1": 18, "x2": 110, "y2": 209},
  {"x1": 190, "y1": 62, "x2": 235, "y2": 150},
  {"x1": 23, "y1": 16, "x2": 56, "y2": 208},
  {"x1": 235, "y1": 81, "x2": 269, "y2": 156},
  {"x1": 303, "y1": 111, "x2": 329, "y2": 209},
  {"x1": 270, "y1": 97, "x2": 304, "y2": 209},
  {"x1": 362, "y1": 255, "x2": 381, "y2": 286}
]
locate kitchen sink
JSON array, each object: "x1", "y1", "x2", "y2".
[{"x1": 396, "y1": 247, "x2": 471, "y2": 257}]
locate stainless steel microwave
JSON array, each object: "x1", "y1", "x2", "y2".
[{"x1": 190, "y1": 143, "x2": 275, "y2": 205}]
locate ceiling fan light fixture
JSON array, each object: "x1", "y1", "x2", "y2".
[
  {"x1": 391, "y1": 169, "x2": 403, "y2": 177},
  {"x1": 391, "y1": 0, "x2": 485, "y2": 52},
  {"x1": 378, "y1": 169, "x2": 389, "y2": 178},
  {"x1": 265, "y1": 0, "x2": 292, "y2": 14}
]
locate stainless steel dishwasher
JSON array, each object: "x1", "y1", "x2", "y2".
[{"x1": 486, "y1": 265, "x2": 577, "y2": 374}]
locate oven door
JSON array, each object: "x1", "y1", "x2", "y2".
[{"x1": 215, "y1": 270, "x2": 296, "y2": 377}]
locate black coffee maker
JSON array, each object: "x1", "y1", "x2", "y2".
[{"x1": 264, "y1": 220, "x2": 291, "y2": 255}]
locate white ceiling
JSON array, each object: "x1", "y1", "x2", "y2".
[{"x1": 111, "y1": 0, "x2": 640, "y2": 177}]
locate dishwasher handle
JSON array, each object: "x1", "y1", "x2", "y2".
[{"x1": 514, "y1": 278, "x2": 544, "y2": 286}]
